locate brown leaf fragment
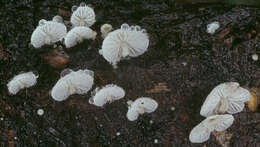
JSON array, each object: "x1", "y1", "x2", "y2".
[
  {"x1": 0, "y1": 43, "x2": 8, "y2": 61},
  {"x1": 247, "y1": 92, "x2": 258, "y2": 112},
  {"x1": 40, "y1": 47, "x2": 69, "y2": 68},
  {"x1": 58, "y1": 8, "x2": 71, "y2": 19},
  {"x1": 145, "y1": 82, "x2": 171, "y2": 94}
]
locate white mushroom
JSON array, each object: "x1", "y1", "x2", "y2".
[
  {"x1": 200, "y1": 82, "x2": 250, "y2": 117},
  {"x1": 31, "y1": 19, "x2": 67, "y2": 48},
  {"x1": 89, "y1": 84, "x2": 125, "y2": 107},
  {"x1": 70, "y1": 2, "x2": 96, "y2": 27},
  {"x1": 206, "y1": 21, "x2": 220, "y2": 34},
  {"x1": 127, "y1": 97, "x2": 158, "y2": 121},
  {"x1": 100, "y1": 24, "x2": 113, "y2": 38},
  {"x1": 51, "y1": 69, "x2": 94, "y2": 101},
  {"x1": 7, "y1": 71, "x2": 38, "y2": 95},
  {"x1": 64, "y1": 26, "x2": 97, "y2": 48},
  {"x1": 189, "y1": 114, "x2": 234, "y2": 143},
  {"x1": 99, "y1": 23, "x2": 149, "y2": 68}
]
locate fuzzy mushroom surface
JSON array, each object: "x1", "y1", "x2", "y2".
[
  {"x1": 99, "y1": 23, "x2": 149, "y2": 68},
  {"x1": 51, "y1": 69, "x2": 94, "y2": 101},
  {"x1": 70, "y1": 2, "x2": 96, "y2": 27},
  {"x1": 64, "y1": 26, "x2": 97, "y2": 48},
  {"x1": 31, "y1": 19, "x2": 67, "y2": 48},
  {"x1": 200, "y1": 82, "x2": 250, "y2": 117},
  {"x1": 189, "y1": 114, "x2": 234, "y2": 143},
  {"x1": 89, "y1": 84, "x2": 125, "y2": 107},
  {"x1": 127, "y1": 97, "x2": 158, "y2": 121},
  {"x1": 7, "y1": 71, "x2": 38, "y2": 95}
]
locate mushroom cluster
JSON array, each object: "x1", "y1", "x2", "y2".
[
  {"x1": 189, "y1": 82, "x2": 251, "y2": 143},
  {"x1": 9, "y1": 2, "x2": 155, "y2": 121}
]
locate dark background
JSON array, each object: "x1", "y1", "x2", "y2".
[{"x1": 0, "y1": 0, "x2": 259, "y2": 146}]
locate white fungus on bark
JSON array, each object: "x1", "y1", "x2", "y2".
[
  {"x1": 200, "y1": 82, "x2": 250, "y2": 117},
  {"x1": 51, "y1": 69, "x2": 94, "y2": 101},
  {"x1": 99, "y1": 23, "x2": 149, "y2": 68},
  {"x1": 64, "y1": 26, "x2": 97, "y2": 48},
  {"x1": 252, "y1": 54, "x2": 258, "y2": 61},
  {"x1": 100, "y1": 24, "x2": 113, "y2": 38},
  {"x1": 89, "y1": 84, "x2": 125, "y2": 107},
  {"x1": 7, "y1": 71, "x2": 38, "y2": 95},
  {"x1": 206, "y1": 21, "x2": 220, "y2": 34},
  {"x1": 127, "y1": 97, "x2": 158, "y2": 121},
  {"x1": 70, "y1": 2, "x2": 96, "y2": 27},
  {"x1": 189, "y1": 114, "x2": 234, "y2": 143},
  {"x1": 31, "y1": 19, "x2": 67, "y2": 48}
]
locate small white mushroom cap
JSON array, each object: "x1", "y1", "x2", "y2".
[
  {"x1": 189, "y1": 114, "x2": 234, "y2": 143},
  {"x1": 64, "y1": 26, "x2": 97, "y2": 48},
  {"x1": 7, "y1": 71, "x2": 38, "y2": 95},
  {"x1": 51, "y1": 69, "x2": 94, "y2": 101},
  {"x1": 99, "y1": 23, "x2": 149, "y2": 68},
  {"x1": 89, "y1": 84, "x2": 125, "y2": 107},
  {"x1": 31, "y1": 19, "x2": 67, "y2": 48},
  {"x1": 52, "y1": 15, "x2": 63, "y2": 23},
  {"x1": 200, "y1": 82, "x2": 250, "y2": 117},
  {"x1": 100, "y1": 24, "x2": 113, "y2": 38},
  {"x1": 127, "y1": 97, "x2": 158, "y2": 121},
  {"x1": 206, "y1": 21, "x2": 220, "y2": 34},
  {"x1": 70, "y1": 3, "x2": 96, "y2": 27}
]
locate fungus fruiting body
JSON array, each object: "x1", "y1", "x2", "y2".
[
  {"x1": 70, "y1": 3, "x2": 96, "y2": 27},
  {"x1": 206, "y1": 21, "x2": 220, "y2": 34},
  {"x1": 31, "y1": 19, "x2": 67, "y2": 48},
  {"x1": 89, "y1": 84, "x2": 125, "y2": 107},
  {"x1": 127, "y1": 97, "x2": 158, "y2": 121},
  {"x1": 7, "y1": 71, "x2": 38, "y2": 95},
  {"x1": 64, "y1": 26, "x2": 97, "y2": 48},
  {"x1": 189, "y1": 114, "x2": 234, "y2": 143},
  {"x1": 100, "y1": 24, "x2": 113, "y2": 38},
  {"x1": 200, "y1": 82, "x2": 250, "y2": 117},
  {"x1": 99, "y1": 23, "x2": 149, "y2": 68},
  {"x1": 51, "y1": 69, "x2": 94, "y2": 101}
]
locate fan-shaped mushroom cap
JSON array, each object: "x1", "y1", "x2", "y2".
[
  {"x1": 99, "y1": 23, "x2": 149, "y2": 68},
  {"x1": 70, "y1": 3, "x2": 96, "y2": 27},
  {"x1": 51, "y1": 69, "x2": 94, "y2": 101},
  {"x1": 127, "y1": 97, "x2": 158, "y2": 121},
  {"x1": 189, "y1": 114, "x2": 234, "y2": 143},
  {"x1": 200, "y1": 82, "x2": 250, "y2": 117},
  {"x1": 31, "y1": 19, "x2": 67, "y2": 48},
  {"x1": 64, "y1": 26, "x2": 96, "y2": 48},
  {"x1": 89, "y1": 84, "x2": 125, "y2": 107},
  {"x1": 7, "y1": 71, "x2": 38, "y2": 95}
]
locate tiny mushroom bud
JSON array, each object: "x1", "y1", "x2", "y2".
[
  {"x1": 101, "y1": 24, "x2": 113, "y2": 38},
  {"x1": 99, "y1": 23, "x2": 149, "y2": 68},
  {"x1": 200, "y1": 82, "x2": 250, "y2": 117},
  {"x1": 89, "y1": 84, "x2": 125, "y2": 107},
  {"x1": 252, "y1": 54, "x2": 258, "y2": 61},
  {"x1": 51, "y1": 69, "x2": 94, "y2": 101},
  {"x1": 31, "y1": 19, "x2": 67, "y2": 48},
  {"x1": 189, "y1": 114, "x2": 234, "y2": 143},
  {"x1": 64, "y1": 26, "x2": 97, "y2": 48},
  {"x1": 127, "y1": 97, "x2": 158, "y2": 121},
  {"x1": 207, "y1": 21, "x2": 220, "y2": 34},
  {"x1": 37, "y1": 109, "x2": 44, "y2": 116},
  {"x1": 70, "y1": 3, "x2": 96, "y2": 27},
  {"x1": 7, "y1": 71, "x2": 38, "y2": 95}
]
